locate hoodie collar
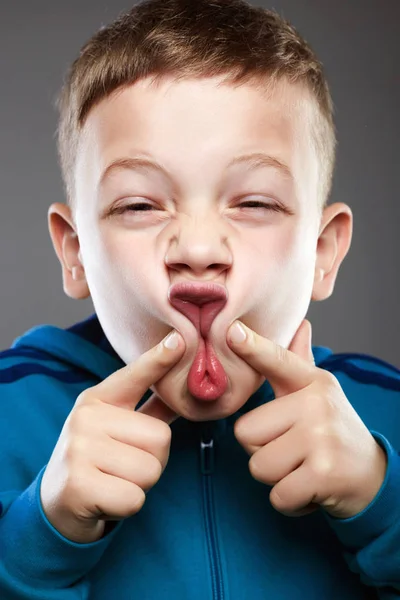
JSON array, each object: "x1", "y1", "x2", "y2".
[
  {"x1": 11, "y1": 314, "x2": 125, "y2": 380},
  {"x1": 13, "y1": 312, "x2": 333, "y2": 375},
  {"x1": 12, "y1": 313, "x2": 333, "y2": 420}
]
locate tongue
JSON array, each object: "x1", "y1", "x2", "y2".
[{"x1": 169, "y1": 291, "x2": 228, "y2": 401}]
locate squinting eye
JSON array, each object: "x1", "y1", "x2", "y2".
[
  {"x1": 109, "y1": 202, "x2": 157, "y2": 215},
  {"x1": 108, "y1": 199, "x2": 288, "y2": 218},
  {"x1": 124, "y1": 202, "x2": 155, "y2": 211},
  {"x1": 238, "y1": 200, "x2": 282, "y2": 212},
  {"x1": 123, "y1": 201, "x2": 280, "y2": 212}
]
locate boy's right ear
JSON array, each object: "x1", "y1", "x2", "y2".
[{"x1": 47, "y1": 202, "x2": 91, "y2": 300}]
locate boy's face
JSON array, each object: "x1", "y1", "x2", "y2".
[{"x1": 49, "y1": 75, "x2": 352, "y2": 421}]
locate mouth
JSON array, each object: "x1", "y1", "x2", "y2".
[{"x1": 168, "y1": 282, "x2": 229, "y2": 402}]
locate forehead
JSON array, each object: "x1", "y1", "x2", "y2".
[{"x1": 76, "y1": 75, "x2": 318, "y2": 203}]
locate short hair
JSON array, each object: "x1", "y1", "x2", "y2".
[{"x1": 56, "y1": 0, "x2": 336, "y2": 215}]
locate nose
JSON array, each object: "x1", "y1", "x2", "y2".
[{"x1": 165, "y1": 215, "x2": 232, "y2": 279}]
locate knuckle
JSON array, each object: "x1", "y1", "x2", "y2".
[
  {"x1": 73, "y1": 390, "x2": 87, "y2": 408},
  {"x1": 130, "y1": 487, "x2": 146, "y2": 514},
  {"x1": 156, "y1": 422, "x2": 172, "y2": 448},
  {"x1": 269, "y1": 486, "x2": 286, "y2": 512},
  {"x1": 310, "y1": 421, "x2": 336, "y2": 443},
  {"x1": 69, "y1": 402, "x2": 97, "y2": 433},
  {"x1": 304, "y1": 389, "x2": 334, "y2": 421},
  {"x1": 274, "y1": 344, "x2": 288, "y2": 364},
  {"x1": 65, "y1": 435, "x2": 90, "y2": 463},
  {"x1": 64, "y1": 465, "x2": 88, "y2": 500},
  {"x1": 309, "y1": 452, "x2": 335, "y2": 482},
  {"x1": 74, "y1": 388, "x2": 96, "y2": 408},
  {"x1": 146, "y1": 457, "x2": 163, "y2": 484},
  {"x1": 309, "y1": 423, "x2": 329, "y2": 445},
  {"x1": 320, "y1": 369, "x2": 339, "y2": 389},
  {"x1": 233, "y1": 417, "x2": 246, "y2": 443},
  {"x1": 248, "y1": 455, "x2": 262, "y2": 481}
]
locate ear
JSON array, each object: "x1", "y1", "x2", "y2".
[
  {"x1": 311, "y1": 202, "x2": 353, "y2": 302},
  {"x1": 47, "y1": 202, "x2": 90, "y2": 300}
]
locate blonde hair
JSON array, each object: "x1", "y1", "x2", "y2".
[{"x1": 56, "y1": 0, "x2": 336, "y2": 213}]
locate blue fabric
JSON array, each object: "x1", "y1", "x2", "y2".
[{"x1": 0, "y1": 313, "x2": 399, "y2": 599}]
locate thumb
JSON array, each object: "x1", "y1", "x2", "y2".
[
  {"x1": 136, "y1": 391, "x2": 179, "y2": 425},
  {"x1": 288, "y1": 319, "x2": 314, "y2": 365}
]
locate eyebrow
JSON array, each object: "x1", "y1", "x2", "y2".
[{"x1": 99, "y1": 151, "x2": 293, "y2": 187}]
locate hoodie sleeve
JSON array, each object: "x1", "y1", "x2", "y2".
[
  {"x1": 323, "y1": 431, "x2": 400, "y2": 598},
  {"x1": 0, "y1": 465, "x2": 124, "y2": 599}
]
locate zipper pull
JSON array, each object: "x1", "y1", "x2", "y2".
[{"x1": 200, "y1": 435, "x2": 215, "y2": 475}]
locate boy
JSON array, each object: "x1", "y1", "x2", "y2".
[{"x1": 0, "y1": 0, "x2": 399, "y2": 598}]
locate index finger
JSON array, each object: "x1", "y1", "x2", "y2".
[
  {"x1": 227, "y1": 321, "x2": 315, "y2": 396},
  {"x1": 84, "y1": 330, "x2": 185, "y2": 411}
]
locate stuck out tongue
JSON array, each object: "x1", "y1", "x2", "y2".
[{"x1": 187, "y1": 337, "x2": 228, "y2": 401}]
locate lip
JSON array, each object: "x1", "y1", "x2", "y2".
[
  {"x1": 168, "y1": 281, "x2": 228, "y2": 304},
  {"x1": 168, "y1": 281, "x2": 229, "y2": 401},
  {"x1": 168, "y1": 281, "x2": 228, "y2": 337}
]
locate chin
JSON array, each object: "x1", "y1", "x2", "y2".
[{"x1": 153, "y1": 368, "x2": 264, "y2": 422}]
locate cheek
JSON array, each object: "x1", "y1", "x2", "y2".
[
  {"x1": 249, "y1": 220, "x2": 299, "y2": 265},
  {"x1": 268, "y1": 220, "x2": 316, "y2": 279},
  {"x1": 244, "y1": 224, "x2": 301, "y2": 294},
  {"x1": 97, "y1": 232, "x2": 154, "y2": 286},
  {"x1": 244, "y1": 225, "x2": 315, "y2": 335}
]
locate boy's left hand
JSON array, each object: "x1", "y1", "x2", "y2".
[{"x1": 227, "y1": 319, "x2": 388, "y2": 519}]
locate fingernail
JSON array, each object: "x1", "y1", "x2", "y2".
[
  {"x1": 163, "y1": 331, "x2": 180, "y2": 350},
  {"x1": 229, "y1": 321, "x2": 247, "y2": 344}
]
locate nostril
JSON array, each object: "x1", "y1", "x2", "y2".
[
  {"x1": 167, "y1": 263, "x2": 190, "y2": 272},
  {"x1": 208, "y1": 263, "x2": 230, "y2": 275},
  {"x1": 169, "y1": 263, "x2": 226, "y2": 275}
]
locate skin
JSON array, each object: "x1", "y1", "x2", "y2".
[
  {"x1": 40, "y1": 330, "x2": 186, "y2": 543},
  {"x1": 226, "y1": 318, "x2": 387, "y2": 518},
  {"x1": 45, "y1": 74, "x2": 388, "y2": 525},
  {"x1": 48, "y1": 74, "x2": 353, "y2": 423}
]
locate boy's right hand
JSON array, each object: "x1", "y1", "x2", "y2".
[{"x1": 40, "y1": 330, "x2": 184, "y2": 544}]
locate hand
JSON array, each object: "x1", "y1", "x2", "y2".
[
  {"x1": 227, "y1": 319, "x2": 387, "y2": 519},
  {"x1": 40, "y1": 329, "x2": 184, "y2": 543}
]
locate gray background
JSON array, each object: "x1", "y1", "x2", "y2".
[{"x1": 0, "y1": 0, "x2": 399, "y2": 365}]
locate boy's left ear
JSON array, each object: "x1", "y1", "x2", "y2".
[{"x1": 311, "y1": 202, "x2": 353, "y2": 302}]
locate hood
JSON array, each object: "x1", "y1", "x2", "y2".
[{"x1": 11, "y1": 314, "x2": 125, "y2": 381}]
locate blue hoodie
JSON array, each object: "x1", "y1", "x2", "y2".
[{"x1": 0, "y1": 314, "x2": 399, "y2": 599}]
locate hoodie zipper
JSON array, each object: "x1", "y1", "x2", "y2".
[{"x1": 200, "y1": 431, "x2": 224, "y2": 600}]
